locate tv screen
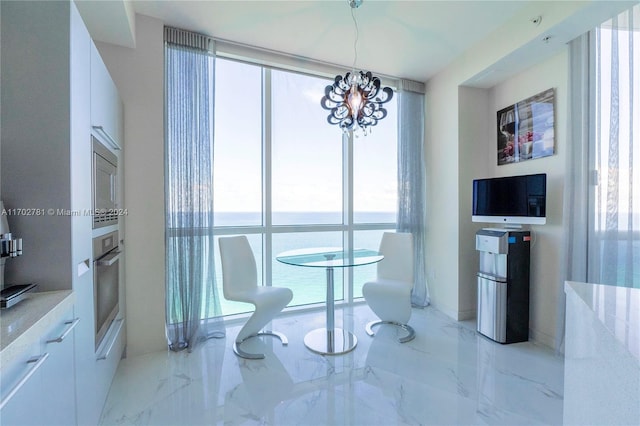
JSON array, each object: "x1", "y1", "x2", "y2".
[{"x1": 472, "y1": 173, "x2": 546, "y2": 225}]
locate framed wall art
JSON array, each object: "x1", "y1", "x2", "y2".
[{"x1": 497, "y1": 88, "x2": 555, "y2": 165}]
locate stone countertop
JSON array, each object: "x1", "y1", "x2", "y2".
[
  {"x1": 0, "y1": 290, "x2": 74, "y2": 368},
  {"x1": 565, "y1": 280, "x2": 639, "y2": 360},
  {"x1": 563, "y1": 281, "x2": 640, "y2": 425}
]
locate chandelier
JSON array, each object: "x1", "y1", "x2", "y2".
[{"x1": 320, "y1": 0, "x2": 393, "y2": 135}]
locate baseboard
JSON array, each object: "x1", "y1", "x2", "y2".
[
  {"x1": 430, "y1": 302, "x2": 476, "y2": 321},
  {"x1": 457, "y1": 309, "x2": 476, "y2": 321},
  {"x1": 430, "y1": 304, "x2": 558, "y2": 350},
  {"x1": 529, "y1": 327, "x2": 556, "y2": 351}
]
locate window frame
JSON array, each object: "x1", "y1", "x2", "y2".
[{"x1": 213, "y1": 56, "x2": 398, "y2": 314}]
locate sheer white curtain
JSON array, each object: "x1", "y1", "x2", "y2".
[
  {"x1": 397, "y1": 79, "x2": 430, "y2": 307},
  {"x1": 558, "y1": 33, "x2": 591, "y2": 352},
  {"x1": 559, "y1": 4, "x2": 639, "y2": 352},
  {"x1": 164, "y1": 27, "x2": 224, "y2": 351},
  {"x1": 591, "y1": 6, "x2": 640, "y2": 289}
]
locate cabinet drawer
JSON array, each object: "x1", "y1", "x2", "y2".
[
  {"x1": 95, "y1": 318, "x2": 125, "y2": 420},
  {"x1": 0, "y1": 306, "x2": 77, "y2": 425}
]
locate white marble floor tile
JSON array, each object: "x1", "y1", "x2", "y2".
[{"x1": 100, "y1": 304, "x2": 564, "y2": 426}]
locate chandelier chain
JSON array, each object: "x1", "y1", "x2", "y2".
[{"x1": 351, "y1": 5, "x2": 359, "y2": 74}]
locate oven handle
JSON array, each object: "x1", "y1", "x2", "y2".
[{"x1": 96, "y1": 250, "x2": 121, "y2": 267}]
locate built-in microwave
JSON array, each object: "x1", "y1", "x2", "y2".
[{"x1": 92, "y1": 136, "x2": 118, "y2": 228}]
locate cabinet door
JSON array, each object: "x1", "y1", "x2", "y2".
[
  {"x1": 0, "y1": 312, "x2": 77, "y2": 426},
  {"x1": 40, "y1": 313, "x2": 78, "y2": 425},
  {"x1": 0, "y1": 352, "x2": 47, "y2": 426},
  {"x1": 90, "y1": 42, "x2": 121, "y2": 149}
]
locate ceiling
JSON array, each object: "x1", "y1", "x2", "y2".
[
  {"x1": 78, "y1": 1, "x2": 637, "y2": 85},
  {"x1": 79, "y1": 0, "x2": 535, "y2": 82}
]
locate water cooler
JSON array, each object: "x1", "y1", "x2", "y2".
[{"x1": 475, "y1": 229, "x2": 530, "y2": 344}]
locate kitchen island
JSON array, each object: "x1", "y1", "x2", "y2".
[{"x1": 563, "y1": 281, "x2": 639, "y2": 425}]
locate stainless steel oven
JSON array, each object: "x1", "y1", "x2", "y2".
[
  {"x1": 93, "y1": 231, "x2": 120, "y2": 351},
  {"x1": 92, "y1": 136, "x2": 118, "y2": 228}
]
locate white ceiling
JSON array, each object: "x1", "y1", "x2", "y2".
[
  {"x1": 81, "y1": 0, "x2": 534, "y2": 82},
  {"x1": 78, "y1": 1, "x2": 637, "y2": 85}
]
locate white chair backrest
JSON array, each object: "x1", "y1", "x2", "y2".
[
  {"x1": 377, "y1": 232, "x2": 414, "y2": 284},
  {"x1": 218, "y1": 235, "x2": 258, "y2": 300}
]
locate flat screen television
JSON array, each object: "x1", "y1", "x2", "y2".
[{"x1": 472, "y1": 173, "x2": 546, "y2": 225}]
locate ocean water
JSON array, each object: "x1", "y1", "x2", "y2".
[
  {"x1": 214, "y1": 211, "x2": 396, "y2": 227},
  {"x1": 190, "y1": 212, "x2": 640, "y2": 318},
  {"x1": 211, "y1": 212, "x2": 395, "y2": 316}
]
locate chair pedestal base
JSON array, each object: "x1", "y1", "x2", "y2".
[
  {"x1": 366, "y1": 320, "x2": 415, "y2": 343},
  {"x1": 233, "y1": 330, "x2": 288, "y2": 359}
]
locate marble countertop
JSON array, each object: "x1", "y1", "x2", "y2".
[
  {"x1": 565, "y1": 280, "x2": 639, "y2": 360},
  {"x1": 0, "y1": 290, "x2": 74, "y2": 368},
  {"x1": 564, "y1": 281, "x2": 640, "y2": 425}
]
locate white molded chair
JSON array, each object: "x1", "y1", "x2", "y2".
[
  {"x1": 362, "y1": 232, "x2": 416, "y2": 343},
  {"x1": 219, "y1": 235, "x2": 293, "y2": 359}
]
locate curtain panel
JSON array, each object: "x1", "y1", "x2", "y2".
[
  {"x1": 558, "y1": 33, "x2": 592, "y2": 353},
  {"x1": 164, "y1": 27, "x2": 224, "y2": 351},
  {"x1": 559, "y1": 4, "x2": 639, "y2": 352},
  {"x1": 591, "y1": 7, "x2": 639, "y2": 289},
  {"x1": 397, "y1": 79, "x2": 430, "y2": 307}
]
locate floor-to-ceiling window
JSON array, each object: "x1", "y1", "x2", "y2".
[
  {"x1": 212, "y1": 58, "x2": 398, "y2": 315},
  {"x1": 590, "y1": 5, "x2": 640, "y2": 288}
]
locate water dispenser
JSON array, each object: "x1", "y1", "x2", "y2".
[{"x1": 476, "y1": 229, "x2": 530, "y2": 343}]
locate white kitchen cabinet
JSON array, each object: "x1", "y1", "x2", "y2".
[
  {"x1": 95, "y1": 317, "x2": 126, "y2": 414},
  {"x1": 40, "y1": 314, "x2": 79, "y2": 425},
  {"x1": 0, "y1": 343, "x2": 45, "y2": 426},
  {"x1": 1, "y1": 367, "x2": 45, "y2": 426},
  {"x1": 1, "y1": 1, "x2": 125, "y2": 425},
  {"x1": 0, "y1": 304, "x2": 77, "y2": 426},
  {"x1": 91, "y1": 42, "x2": 123, "y2": 150}
]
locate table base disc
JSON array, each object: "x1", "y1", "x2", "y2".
[{"x1": 304, "y1": 328, "x2": 358, "y2": 355}]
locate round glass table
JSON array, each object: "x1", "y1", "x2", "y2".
[{"x1": 276, "y1": 247, "x2": 383, "y2": 355}]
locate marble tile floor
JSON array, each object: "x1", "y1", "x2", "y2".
[{"x1": 100, "y1": 304, "x2": 564, "y2": 425}]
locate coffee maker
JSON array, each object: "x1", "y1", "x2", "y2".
[{"x1": 0, "y1": 201, "x2": 32, "y2": 308}]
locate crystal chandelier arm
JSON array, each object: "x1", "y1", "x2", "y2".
[
  {"x1": 376, "y1": 87, "x2": 394, "y2": 104},
  {"x1": 321, "y1": 88, "x2": 345, "y2": 108}
]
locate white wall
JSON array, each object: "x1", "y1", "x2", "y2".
[
  {"x1": 425, "y1": 1, "x2": 585, "y2": 323},
  {"x1": 423, "y1": 0, "x2": 628, "y2": 346},
  {"x1": 453, "y1": 51, "x2": 568, "y2": 347},
  {"x1": 1, "y1": 1, "x2": 74, "y2": 291},
  {"x1": 95, "y1": 15, "x2": 166, "y2": 356},
  {"x1": 453, "y1": 52, "x2": 568, "y2": 346},
  {"x1": 424, "y1": 73, "x2": 461, "y2": 320},
  {"x1": 457, "y1": 87, "x2": 492, "y2": 319},
  {"x1": 487, "y1": 51, "x2": 568, "y2": 346}
]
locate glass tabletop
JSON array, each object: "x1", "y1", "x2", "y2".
[{"x1": 276, "y1": 247, "x2": 383, "y2": 268}]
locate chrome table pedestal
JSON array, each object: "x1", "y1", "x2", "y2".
[
  {"x1": 276, "y1": 248, "x2": 383, "y2": 356},
  {"x1": 304, "y1": 257, "x2": 357, "y2": 355}
]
